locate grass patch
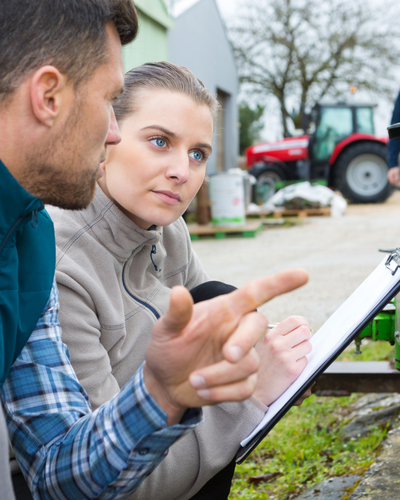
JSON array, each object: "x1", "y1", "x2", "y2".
[
  {"x1": 337, "y1": 339, "x2": 395, "y2": 362},
  {"x1": 230, "y1": 394, "x2": 389, "y2": 499},
  {"x1": 230, "y1": 341, "x2": 395, "y2": 499}
]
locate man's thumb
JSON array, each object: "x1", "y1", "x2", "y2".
[{"x1": 158, "y1": 286, "x2": 194, "y2": 336}]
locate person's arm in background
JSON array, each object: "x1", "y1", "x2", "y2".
[
  {"x1": 387, "y1": 90, "x2": 400, "y2": 186},
  {"x1": 2, "y1": 270, "x2": 309, "y2": 499}
]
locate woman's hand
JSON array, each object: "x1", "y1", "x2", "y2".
[{"x1": 252, "y1": 316, "x2": 312, "y2": 407}]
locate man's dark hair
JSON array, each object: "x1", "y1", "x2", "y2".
[{"x1": 0, "y1": 0, "x2": 138, "y2": 104}]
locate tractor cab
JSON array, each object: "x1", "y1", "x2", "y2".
[{"x1": 307, "y1": 103, "x2": 376, "y2": 179}]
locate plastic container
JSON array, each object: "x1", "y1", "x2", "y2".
[
  {"x1": 254, "y1": 183, "x2": 271, "y2": 205},
  {"x1": 209, "y1": 174, "x2": 246, "y2": 227},
  {"x1": 227, "y1": 168, "x2": 255, "y2": 209}
]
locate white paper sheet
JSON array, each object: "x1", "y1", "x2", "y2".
[{"x1": 241, "y1": 255, "x2": 400, "y2": 447}]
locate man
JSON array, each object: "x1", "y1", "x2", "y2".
[{"x1": 0, "y1": 1, "x2": 310, "y2": 499}]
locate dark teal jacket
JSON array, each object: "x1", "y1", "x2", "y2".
[{"x1": 0, "y1": 160, "x2": 55, "y2": 386}]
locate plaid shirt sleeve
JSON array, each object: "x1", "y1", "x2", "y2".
[{"x1": 0, "y1": 281, "x2": 203, "y2": 500}]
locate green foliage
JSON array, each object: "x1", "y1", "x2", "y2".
[
  {"x1": 239, "y1": 102, "x2": 265, "y2": 155},
  {"x1": 230, "y1": 394, "x2": 388, "y2": 499},
  {"x1": 337, "y1": 340, "x2": 395, "y2": 362},
  {"x1": 229, "y1": 340, "x2": 395, "y2": 499}
]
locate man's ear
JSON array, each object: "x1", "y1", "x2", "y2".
[{"x1": 30, "y1": 65, "x2": 68, "y2": 128}]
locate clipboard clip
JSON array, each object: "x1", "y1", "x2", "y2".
[{"x1": 385, "y1": 248, "x2": 400, "y2": 275}]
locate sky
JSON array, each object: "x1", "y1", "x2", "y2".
[
  {"x1": 215, "y1": 0, "x2": 239, "y2": 18},
  {"x1": 214, "y1": 0, "x2": 394, "y2": 141}
]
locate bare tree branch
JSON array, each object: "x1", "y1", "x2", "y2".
[{"x1": 229, "y1": 0, "x2": 400, "y2": 135}]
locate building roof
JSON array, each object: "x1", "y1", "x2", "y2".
[
  {"x1": 135, "y1": 0, "x2": 174, "y2": 29},
  {"x1": 172, "y1": 0, "x2": 202, "y2": 18}
]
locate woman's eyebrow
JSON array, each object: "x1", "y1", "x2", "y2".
[
  {"x1": 141, "y1": 125, "x2": 213, "y2": 153},
  {"x1": 195, "y1": 143, "x2": 213, "y2": 153},
  {"x1": 141, "y1": 125, "x2": 179, "y2": 139}
]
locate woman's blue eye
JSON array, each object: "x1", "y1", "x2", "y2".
[
  {"x1": 189, "y1": 150, "x2": 203, "y2": 161},
  {"x1": 152, "y1": 138, "x2": 167, "y2": 148}
]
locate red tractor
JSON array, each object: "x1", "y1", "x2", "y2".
[{"x1": 246, "y1": 102, "x2": 391, "y2": 203}]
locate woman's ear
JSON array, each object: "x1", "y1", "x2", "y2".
[{"x1": 30, "y1": 65, "x2": 67, "y2": 128}]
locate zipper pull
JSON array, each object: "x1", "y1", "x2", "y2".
[
  {"x1": 150, "y1": 244, "x2": 161, "y2": 272},
  {"x1": 31, "y1": 208, "x2": 39, "y2": 228}
]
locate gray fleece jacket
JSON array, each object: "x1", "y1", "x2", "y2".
[{"x1": 48, "y1": 187, "x2": 264, "y2": 500}]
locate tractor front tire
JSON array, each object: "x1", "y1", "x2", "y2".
[
  {"x1": 256, "y1": 164, "x2": 287, "y2": 195},
  {"x1": 334, "y1": 142, "x2": 391, "y2": 203}
]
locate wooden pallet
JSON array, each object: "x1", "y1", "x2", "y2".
[
  {"x1": 246, "y1": 209, "x2": 273, "y2": 219},
  {"x1": 187, "y1": 221, "x2": 263, "y2": 240},
  {"x1": 273, "y1": 207, "x2": 331, "y2": 218},
  {"x1": 247, "y1": 207, "x2": 331, "y2": 219}
]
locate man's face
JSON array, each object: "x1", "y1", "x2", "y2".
[{"x1": 21, "y1": 23, "x2": 124, "y2": 209}]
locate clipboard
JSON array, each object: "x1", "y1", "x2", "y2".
[{"x1": 236, "y1": 248, "x2": 400, "y2": 464}]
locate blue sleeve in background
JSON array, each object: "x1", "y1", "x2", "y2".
[{"x1": 388, "y1": 90, "x2": 400, "y2": 169}]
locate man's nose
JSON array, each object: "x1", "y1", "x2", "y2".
[{"x1": 105, "y1": 107, "x2": 121, "y2": 146}]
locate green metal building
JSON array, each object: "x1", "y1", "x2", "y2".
[{"x1": 122, "y1": 0, "x2": 174, "y2": 72}]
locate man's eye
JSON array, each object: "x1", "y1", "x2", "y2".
[
  {"x1": 189, "y1": 150, "x2": 203, "y2": 161},
  {"x1": 151, "y1": 138, "x2": 167, "y2": 148}
]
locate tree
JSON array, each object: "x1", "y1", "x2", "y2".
[
  {"x1": 239, "y1": 102, "x2": 266, "y2": 154},
  {"x1": 230, "y1": 0, "x2": 400, "y2": 137}
]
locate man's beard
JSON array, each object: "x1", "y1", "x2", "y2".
[
  {"x1": 19, "y1": 100, "x2": 103, "y2": 210},
  {"x1": 22, "y1": 159, "x2": 101, "y2": 210}
]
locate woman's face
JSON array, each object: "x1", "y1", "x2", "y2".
[{"x1": 98, "y1": 88, "x2": 214, "y2": 228}]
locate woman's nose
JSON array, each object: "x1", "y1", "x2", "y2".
[{"x1": 166, "y1": 153, "x2": 189, "y2": 184}]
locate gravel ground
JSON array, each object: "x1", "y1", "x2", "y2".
[
  {"x1": 192, "y1": 191, "x2": 400, "y2": 333},
  {"x1": 193, "y1": 191, "x2": 400, "y2": 500}
]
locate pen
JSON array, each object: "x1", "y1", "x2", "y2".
[{"x1": 268, "y1": 324, "x2": 313, "y2": 332}]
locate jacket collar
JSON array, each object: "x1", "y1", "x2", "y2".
[
  {"x1": 83, "y1": 186, "x2": 163, "y2": 261},
  {"x1": 0, "y1": 159, "x2": 43, "y2": 241}
]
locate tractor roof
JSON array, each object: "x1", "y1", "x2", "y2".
[{"x1": 315, "y1": 101, "x2": 377, "y2": 108}]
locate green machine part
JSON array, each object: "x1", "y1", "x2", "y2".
[{"x1": 355, "y1": 296, "x2": 400, "y2": 370}]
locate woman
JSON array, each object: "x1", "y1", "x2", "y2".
[{"x1": 48, "y1": 62, "x2": 311, "y2": 500}]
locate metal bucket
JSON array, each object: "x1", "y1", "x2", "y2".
[{"x1": 209, "y1": 174, "x2": 246, "y2": 227}]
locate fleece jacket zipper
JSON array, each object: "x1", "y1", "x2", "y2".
[{"x1": 121, "y1": 261, "x2": 160, "y2": 319}]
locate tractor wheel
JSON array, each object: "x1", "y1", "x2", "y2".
[
  {"x1": 334, "y1": 142, "x2": 391, "y2": 203},
  {"x1": 256, "y1": 165, "x2": 287, "y2": 195}
]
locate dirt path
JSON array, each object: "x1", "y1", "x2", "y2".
[
  {"x1": 192, "y1": 192, "x2": 400, "y2": 500},
  {"x1": 192, "y1": 191, "x2": 400, "y2": 332}
]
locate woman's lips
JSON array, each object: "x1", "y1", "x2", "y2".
[{"x1": 152, "y1": 190, "x2": 182, "y2": 206}]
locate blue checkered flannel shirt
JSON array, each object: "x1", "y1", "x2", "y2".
[{"x1": 1, "y1": 281, "x2": 202, "y2": 499}]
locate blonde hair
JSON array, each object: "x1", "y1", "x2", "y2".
[{"x1": 113, "y1": 61, "x2": 220, "y2": 125}]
